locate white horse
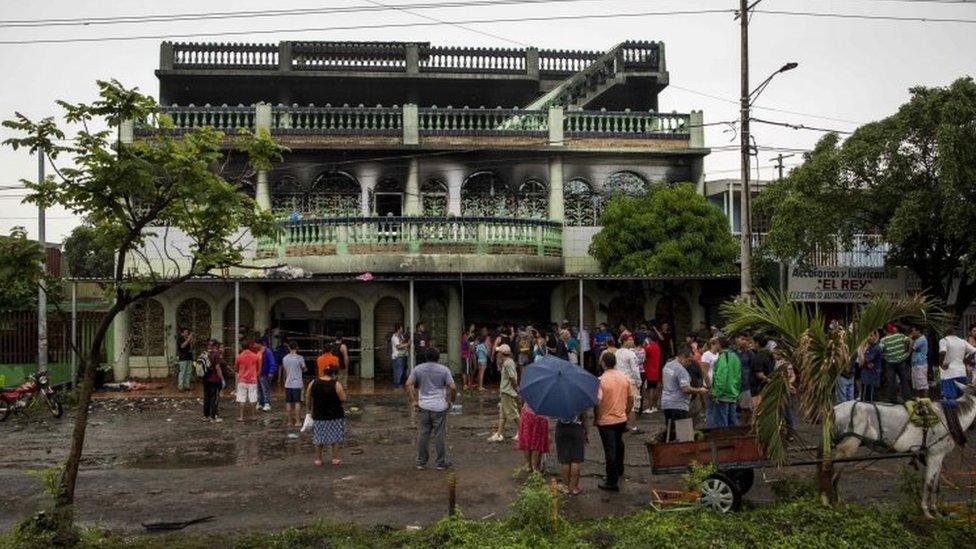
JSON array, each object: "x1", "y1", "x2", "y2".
[{"x1": 832, "y1": 383, "x2": 976, "y2": 518}]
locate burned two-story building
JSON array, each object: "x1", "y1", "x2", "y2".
[{"x1": 111, "y1": 39, "x2": 732, "y2": 385}]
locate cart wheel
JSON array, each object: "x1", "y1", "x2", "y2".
[
  {"x1": 726, "y1": 468, "x2": 755, "y2": 494},
  {"x1": 699, "y1": 473, "x2": 742, "y2": 513}
]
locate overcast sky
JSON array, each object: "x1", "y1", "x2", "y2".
[{"x1": 1, "y1": 0, "x2": 974, "y2": 242}]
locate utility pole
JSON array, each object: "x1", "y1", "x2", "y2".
[
  {"x1": 37, "y1": 148, "x2": 48, "y2": 373},
  {"x1": 739, "y1": 0, "x2": 753, "y2": 299},
  {"x1": 770, "y1": 153, "x2": 794, "y2": 181}
]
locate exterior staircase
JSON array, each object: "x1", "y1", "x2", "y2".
[{"x1": 525, "y1": 40, "x2": 663, "y2": 111}]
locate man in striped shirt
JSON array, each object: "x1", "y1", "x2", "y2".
[{"x1": 879, "y1": 323, "x2": 912, "y2": 403}]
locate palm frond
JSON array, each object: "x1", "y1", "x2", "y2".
[
  {"x1": 847, "y1": 293, "x2": 953, "y2": 351},
  {"x1": 753, "y1": 366, "x2": 791, "y2": 465}
]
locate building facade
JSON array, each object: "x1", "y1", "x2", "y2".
[{"x1": 112, "y1": 40, "x2": 730, "y2": 383}]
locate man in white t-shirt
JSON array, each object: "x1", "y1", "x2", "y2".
[
  {"x1": 390, "y1": 323, "x2": 410, "y2": 389},
  {"x1": 938, "y1": 333, "x2": 976, "y2": 399},
  {"x1": 615, "y1": 334, "x2": 642, "y2": 428},
  {"x1": 699, "y1": 337, "x2": 721, "y2": 427}
]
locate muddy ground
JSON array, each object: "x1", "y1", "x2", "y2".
[{"x1": 1, "y1": 391, "x2": 974, "y2": 535}]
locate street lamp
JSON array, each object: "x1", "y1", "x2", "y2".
[{"x1": 739, "y1": 61, "x2": 798, "y2": 299}]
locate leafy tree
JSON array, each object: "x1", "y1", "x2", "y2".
[
  {"x1": 62, "y1": 224, "x2": 114, "y2": 279},
  {"x1": 721, "y1": 291, "x2": 950, "y2": 504},
  {"x1": 589, "y1": 183, "x2": 738, "y2": 275},
  {"x1": 2, "y1": 80, "x2": 282, "y2": 513},
  {"x1": 754, "y1": 77, "x2": 976, "y2": 315},
  {"x1": 0, "y1": 226, "x2": 61, "y2": 309}
]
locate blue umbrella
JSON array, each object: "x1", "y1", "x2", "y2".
[{"x1": 518, "y1": 355, "x2": 599, "y2": 421}]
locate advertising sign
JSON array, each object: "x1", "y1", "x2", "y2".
[{"x1": 788, "y1": 267, "x2": 908, "y2": 302}]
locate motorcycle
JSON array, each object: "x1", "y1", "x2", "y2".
[{"x1": 0, "y1": 371, "x2": 63, "y2": 421}]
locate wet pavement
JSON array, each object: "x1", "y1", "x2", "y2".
[{"x1": 2, "y1": 391, "x2": 974, "y2": 535}]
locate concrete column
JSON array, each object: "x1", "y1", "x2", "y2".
[
  {"x1": 164, "y1": 296, "x2": 178, "y2": 361},
  {"x1": 120, "y1": 120, "x2": 134, "y2": 144},
  {"x1": 405, "y1": 43, "x2": 420, "y2": 75},
  {"x1": 446, "y1": 168, "x2": 464, "y2": 216},
  {"x1": 256, "y1": 170, "x2": 271, "y2": 210},
  {"x1": 403, "y1": 104, "x2": 419, "y2": 145},
  {"x1": 255, "y1": 104, "x2": 273, "y2": 211},
  {"x1": 548, "y1": 106, "x2": 564, "y2": 146},
  {"x1": 404, "y1": 158, "x2": 421, "y2": 216},
  {"x1": 359, "y1": 168, "x2": 377, "y2": 216},
  {"x1": 159, "y1": 42, "x2": 174, "y2": 71},
  {"x1": 278, "y1": 41, "x2": 292, "y2": 72},
  {"x1": 548, "y1": 156, "x2": 564, "y2": 222},
  {"x1": 359, "y1": 301, "x2": 375, "y2": 379},
  {"x1": 447, "y1": 285, "x2": 461, "y2": 373},
  {"x1": 526, "y1": 47, "x2": 539, "y2": 79},
  {"x1": 689, "y1": 110, "x2": 704, "y2": 149},
  {"x1": 112, "y1": 306, "x2": 130, "y2": 381},
  {"x1": 550, "y1": 283, "x2": 566, "y2": 324}
]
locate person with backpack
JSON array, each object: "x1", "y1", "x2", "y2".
[
  {"x1": 707, "y1": 338, "x2": 741, "y2": 428},
  {"x1": 201, "y1": 339, "x2": 225, "y2": 422}
]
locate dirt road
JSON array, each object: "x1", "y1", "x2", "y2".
[{"x1": 1, "y1": 392, "x2": 972, "y2": 535}]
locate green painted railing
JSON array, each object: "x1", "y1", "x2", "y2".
[
  {"x1": 418, "y1": 107, "x2": 548, "y2": 135},
  {"x1": 272, "y1": 105, "x2": 402, "y2": 134},
  {"x1": 256, "y1": 216, "x2": 562, "y2": 258},
  {"x1": 565, "y1": 110, "x2": 689, "y2": 138}
]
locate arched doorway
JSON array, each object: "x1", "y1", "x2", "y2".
[
  {"x1": 176, "y1": 297, "x2": 212, "y2": 355},
  {"x1": 374, "y1": 297, "x2": 404, "y2": 378},
  {"x1": 603, "y1": 171, "x2": 648, "y2": 197},
  {"x1": 607, "y1": 296, "x2": 644, "y2": 333},
  {"x1": 421, "y1": 178, "x2": 448, "y2": 216},
  {"x1": 272, "y1": 171, "x2": 361, "y2": 217},
  {"x1": 517, "y1": 178, "x2": 548, "y2": 219},
  {"x1": 323, "y1": 297, "x2": 361, "y2": 374},
  {"x1": 564, "y1": 178, "x2": 602, "y2": 226},
  {"x1": 565, "y1": 295, "x2": 596, "y2": 329},
  {"x1": 271, "y1": 297, "x2": 315, "y2": 356},
  {"x1": 655, "y1": 295, "x2": 692, "y2": 341}
]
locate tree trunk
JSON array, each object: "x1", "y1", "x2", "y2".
[
  {"x1": 817, "y1": 409, "x2": 837, "y2": 505},
  {"x1": 56, "y1": 303, "x2": 122, "y2": 511}
]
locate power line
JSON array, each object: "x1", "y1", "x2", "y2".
[
  {"x1": 755, "y1": 9, "x2": 976, "y2": 24},
  {"x1": 0, "y1": 9, "x2": 737, "y2": 45},
  {"x1": 752, "y1": 117, "x2": 855, "y2": 134},
  {"x1": 668, "y1": 84, "x2": 864, "y2": 125},
  {"x1": 0, "y1": 0, "x2": 602, "y2": 28}
]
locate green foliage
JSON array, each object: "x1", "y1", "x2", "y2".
[
  {"x1": 721, "y1": 290, "x2": 947, "y2": 468},
  {"x1": 770, "y1": 474, "x2": 818, "y2": 502},
  {"x1": 683, "y1": 460, "x2": 717, "y2": 491},
  {"x1": 26, "y1": 463, "x2": 66, "y2": 501},
  {"x1": 754, "y1": 77, "x2": 976, "y2": 314},
  {"x1": 3, "y1": 499, "x2": 976, "y2": 548},
  {"x1": 589, "y1": 183, "x2": 738, "y2": 276},
  {"x1": 507, "y1": 472, "x2": 564, "y2": 539},
  {"x1": 0, "y1": 227, "x2": 62, "y2": 310},
  {"x1": 62, "y1": 224, "x2": 114, "y2": 278}
]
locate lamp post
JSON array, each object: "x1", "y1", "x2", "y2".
[{"x1": 739, "y1": 59, "x2": 798, "y2": 299}]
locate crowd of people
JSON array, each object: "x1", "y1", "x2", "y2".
[{"x1": 175, "y1": 316, "x2": 976, "y2": 494}]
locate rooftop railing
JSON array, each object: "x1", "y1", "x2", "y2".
[
  {"x1": 161, "y1": 41, "x2": 662, "y2": 76},
  {"x1": 740, "y1": 232, "x2": 889, "y2": 268},
  {"x1": 135, "y1": 104, "x2": 694, "y2": 142}
]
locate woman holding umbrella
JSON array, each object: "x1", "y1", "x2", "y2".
[{"x1": 517, "y1": 355, "x2": 600, "y2": 479}]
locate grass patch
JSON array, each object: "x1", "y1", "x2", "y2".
[{"x1": 3, "y1": 484, "x2": 975, "y2": 548}]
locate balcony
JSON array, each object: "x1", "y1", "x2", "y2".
[
  {"x1": 255, "y1": 216, "x2": 564, "y2": 274},
  {"x1": 740, "y1": 232, "x2": 889, "y2": 268},
  {"x1": 138, "y1": 104, "x2": 701, "y2": 152}
]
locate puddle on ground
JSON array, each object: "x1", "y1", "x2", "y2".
[{"x1": 127, "y1": 437, "x2": 303, "y2": 469}]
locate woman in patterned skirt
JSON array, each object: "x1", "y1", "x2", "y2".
[
  {"x1": 306, "y1": 348, "x2": 346, "y2": 467},
  {"x1": 517, "y1": 402, "x2": 550, "y2": 473}
]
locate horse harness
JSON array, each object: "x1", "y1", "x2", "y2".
[{"x1": 836, "y1": 401, "x2": 965, "y2": 453}]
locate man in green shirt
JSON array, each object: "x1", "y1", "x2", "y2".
[
  {"x1": 879, "y1": 323, "x2": 912, "y2": 403},
  {"x1": 489, "y1": 344, "x2": 519, "y2": 442}
]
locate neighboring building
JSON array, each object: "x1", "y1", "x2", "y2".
[{"x1": 111, "y1": 40, "x2": 733, "y2": 382}]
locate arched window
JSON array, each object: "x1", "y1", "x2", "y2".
[
  {"x1": 517, "y1": 179, "x2": 548, "y2": 219},
  {"x1": 130, "y1": 298, "x2": 165, "y2": 356},
  {"x1": 564, "y1": 178, "x2": 602, "y2": 226},
  {"x1": 272, "y1": 172, "x2": 361, "y2": 217},
  {"x1": 461, "y1": 171, "x2": 514, "y2": 217},
  {"x1": 421, "y1": 178, "x2": 448, "y2": 216},
  {"x1": 603, "y1": 171, "x2": 648, "y2": 197}
]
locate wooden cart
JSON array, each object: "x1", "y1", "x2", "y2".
[{"x1": 646, "y1": 425, "x2": 916, "y2": 513}]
